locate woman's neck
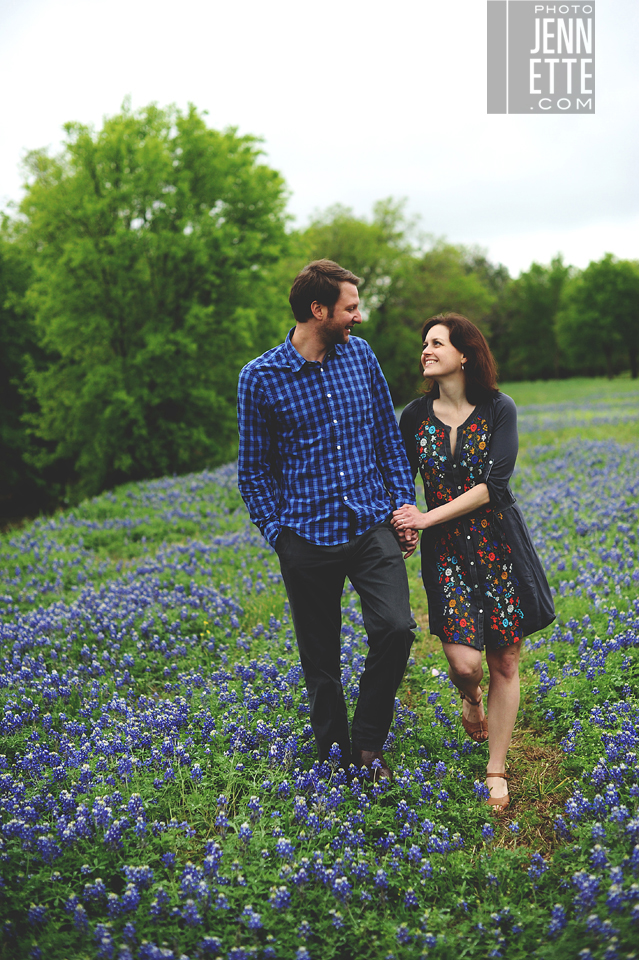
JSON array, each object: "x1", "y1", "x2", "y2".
[{"x1": 433, "y1": 374, "x2": 469, "y2": 410}]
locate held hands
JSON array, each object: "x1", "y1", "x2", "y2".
[
  {"x1": 397, "y1": 524, "x2": 419, "y2": 559},
  {"x1": 392, "y1": 503, "x2": 428, "y2": 559},
  {"x1": 392, "y1": 503, "x2": 429, "y2": 533}
]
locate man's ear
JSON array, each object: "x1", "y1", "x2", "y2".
[{"x1": 310, "y1": 300, "x2": 327, "y2": 322}]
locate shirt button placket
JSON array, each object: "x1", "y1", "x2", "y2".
[{"x1": 323, "y1": 365, "x2": 347, "y2": 505}]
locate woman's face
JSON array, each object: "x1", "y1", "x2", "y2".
[{"x1": 421, "y1": 323, "x2": 466, "y2": 378}]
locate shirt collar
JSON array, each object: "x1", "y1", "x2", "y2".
[{"x1": 284, "y1": 328, "x2": 346, "y2": 371}]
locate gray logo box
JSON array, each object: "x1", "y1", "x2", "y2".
[{"x1": 488, "y1": 1, "x2": 595, "y2": 114}]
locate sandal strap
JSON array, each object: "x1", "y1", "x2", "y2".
[
  {"x1": 486, "y1": 772, "x2": 508, "y2": 779},
  {"x1": 460, "y1": 690, "x2": 483, "y2": 707},
  {"x1": 487, "y1": 795, "x2": 510, "y2": 806}
]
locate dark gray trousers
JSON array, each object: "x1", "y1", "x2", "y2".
[{"x1": 275, "y1": 522, "x2": 415, "y2": 765}]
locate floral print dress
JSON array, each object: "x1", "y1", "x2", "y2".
[{"x1": 399, "y1": 393, "x2": 555, "y2": 651}]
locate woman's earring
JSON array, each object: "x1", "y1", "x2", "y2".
[{"x1": 461, "y1": 362, "x2": 466, "y2": 372}]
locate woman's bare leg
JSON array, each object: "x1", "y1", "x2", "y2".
[
  {"x1": 485, "y1": 643, "x2": 521, "y2": 799},
  {"x1": 441, "y1": 642, "x2": 485, "y2": 727}
]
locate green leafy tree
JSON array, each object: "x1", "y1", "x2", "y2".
[
  {"x1": 492, "y1": 256, "x2": 571, "y2": 381},
  {"x1": 363, "y1": 242, "x2": 497, "y2": 403},
  {"x1": 0, "y1": 218, "x2": 46, "y2": 521},
  {"x1": 556, "y1": 254, "x2": 639, "y2": 379},
  {"x1": 300, "y1": 198, "x2": 414, "y2": 295},
  {"x1": 19, "y1": 101, "x2": 290, "y2": 501},
  {"x1": 297, "y1": 202, "x2": 499, "y2": 403}
]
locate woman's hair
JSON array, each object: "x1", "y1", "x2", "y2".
[{"x1": 421, "y1": 313, "x2": 499, "y2": 403}]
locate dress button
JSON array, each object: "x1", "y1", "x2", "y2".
[
  {"x1": 344, "y1": 496, "x2": 348, "y2": 501},
  {"x1": 337, "y1": 445, "x2": 341, "y2": 450},
  {"x1": 467, "y1": 536, "x2": 470, "y2": 540},
  {"x1": 327, "y1": 393, "x2": 331, "y2": 398},
  {"x1": 340, "y1": 471, "x2": 344, "y2": 476},
  {"x1": 479, "y1": 609, "x2": 484, "y2": 614},
  {"x1": 333, "y1": 419, "x2": 338, "y2": 424},
  {"x1": 457, "y1": 485, "x2": 461, "y2": 490},
  {"x1": 470, "y1": 561, "x2": 474, "y2": 565}
]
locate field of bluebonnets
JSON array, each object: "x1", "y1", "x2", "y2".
[{"x1": 1, "y1": 378, "x2": 639, "y2": 960}]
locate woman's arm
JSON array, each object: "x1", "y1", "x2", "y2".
[
  {"x1": 392, "y1": 393, "x2": 518, "y2": 533},
  {"x1": 391, "y1": 483, "x2": 490, "y2": 532}
]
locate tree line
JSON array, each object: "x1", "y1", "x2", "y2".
[{"x1": 1, "y1": 102, "x2": 638, "y2": 522}]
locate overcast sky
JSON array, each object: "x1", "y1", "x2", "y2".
[{"x1": 0, "y1": 0, "x2": 637, "y2": 276}]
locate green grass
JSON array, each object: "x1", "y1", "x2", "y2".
[{"x1": 499, "y1": 374, "x2": 639, "y2": 407}]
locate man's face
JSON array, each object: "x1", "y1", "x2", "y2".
[{"x1": 317, "y1": 282, "x2": 362, "y2": 346}]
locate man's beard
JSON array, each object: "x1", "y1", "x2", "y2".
[{"x1": 319, "y1": 309, "x2": 348, "y2": 348}]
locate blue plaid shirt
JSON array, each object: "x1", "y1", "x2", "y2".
[{"x1": 237, "y1": 330, "x2": 415, "y2": 546}]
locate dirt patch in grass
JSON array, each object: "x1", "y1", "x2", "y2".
[{"x1": 493, "y1": 732, "x2": 572, "y2": 853}]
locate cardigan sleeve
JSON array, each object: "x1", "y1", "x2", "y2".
[
  {"x1": 484, "y1": 393, "x2": 518, "y2": 508},
  {"x1": 399, "y1": 399, "x2": 422, "y2": 482}
]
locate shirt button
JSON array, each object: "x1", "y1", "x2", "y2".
[
  {"x1": 467, "y1": 536, "x2": 471, "y2": 540},
  {"x1": 457, "y1": 485, "x2": 461, "y2": 490},
  {"x1": 470, "y1": 561, "x2": 474, "y2": 565},
  {"x1": 479, "y1": 608, "x2": 484, "y2": 614},
  {"x1": 333, "y1": 419, "x2": 338, "y2": 424},
  {"x1": 327, "y1": 393, "x2": 331, "y2": 398},
  {"x1": 344, "y1": 496, "x2": 348, "y2": 501},
  {"x1": 337, "y1": 445, "x2": 341, "y2": 450},
  {"x1": 340, "y1": 471, "x2": 344, "y2": 476}
]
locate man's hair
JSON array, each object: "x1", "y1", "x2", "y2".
[
  {"x1": 421, "y1": 313, "x2": 499, "y2": 404},
  {"x1": 289, "y1": 260, "x2": 360, "y2": 323}
]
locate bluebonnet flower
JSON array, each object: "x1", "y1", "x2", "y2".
[
  {"x1": 27, "y1": 905, "x2": 47, "y2": 926},
  {"x1": 590, "y1": 845, "x2": 609, "y2": 869},
  {"x1": 528, "y1": 853, "x2": 549, "y2": 881},
  {"x1": 404, "y1": 888, "x2": 419, "y2": 908},
  {"x1": 268, "y1": 885, "x2": 290, "y2": 910},
  {"x1": 547, "y1": 904, "x2": 567, "y2": 938},
  {"x1": 94, "y1": 923, "x2": 115, "y2": 959},
  {"x1": 73, "y1": 903, "x2": 88, "y2": 932},
  {"x1": 198, "y1": 939, "x2": 222, "y2": 956},
  {"x1": 572, "y1": 871, "x2": 600, "y2": 914},
  {"x1": 182, "y1": 899, "x2": 202, "y2": 926},
  {"x1": 240, "y1": 905, "x2": 263, "y2": 930},
  {"x1": 238, "y1": 822, "x2": 253, "y2": 846},
  {"x1": 275, "y1": 837, "x2": 295, "y2": 860}
]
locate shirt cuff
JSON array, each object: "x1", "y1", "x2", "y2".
[{"x1": 262, "y1": 520, "x2": 281, "y2": 547}]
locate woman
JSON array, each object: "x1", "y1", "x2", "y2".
[{"x1": 392, "y1": 314, "x2": 554, "y2": 813}]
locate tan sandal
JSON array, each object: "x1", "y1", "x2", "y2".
[
  {"x1": 486, "y1": 772, "x2": 510, "y2": 815},
  {"x1": 459, "y1": 689, "x2": 489, "y2": 743}
]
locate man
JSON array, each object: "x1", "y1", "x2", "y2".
[{"x1": 237, "y1": 260, "x2": 417, "y2": 779}]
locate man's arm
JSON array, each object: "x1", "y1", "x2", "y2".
[{"x1": 237, "y1": 366, "x2": 282, "y2": 547}]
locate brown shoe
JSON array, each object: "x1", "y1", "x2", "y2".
[
  {"x1": 352, "y1": 748, "x2": 393, "y2": 782},
  {"x1": 460, "y1": 689, "x2": 489, "y2": 743},
  {"x1": 485, "y1": 772, "x2": 510, "y2": 815}
]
